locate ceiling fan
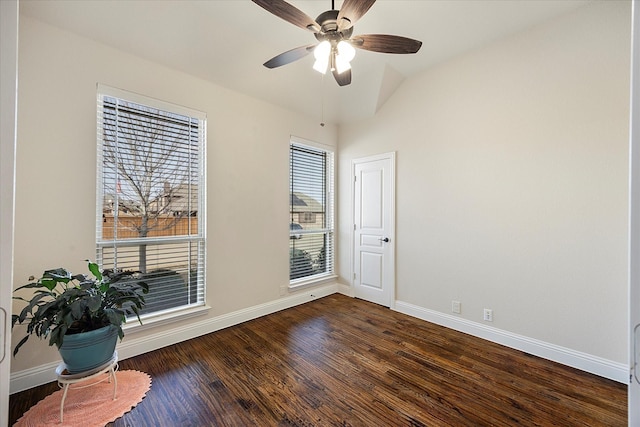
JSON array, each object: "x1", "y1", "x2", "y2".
[{"x1": 252, "y1": 0, "x2": 422, "y2": 86}]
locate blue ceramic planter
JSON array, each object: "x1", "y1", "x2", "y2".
[{"x1": 58, "y1": 325, "x2": 118, "y2": 373}]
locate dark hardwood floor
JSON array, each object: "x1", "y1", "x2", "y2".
[{"x1": 10, "y1": 294, "x2": 627, "y2": 426}]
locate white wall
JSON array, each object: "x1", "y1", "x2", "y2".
[
  {"x1": 0, "y1": 0, "x2": 19, "y2": 423},
  {"x1": 338, "y1": 1, "x2": 631, "y2": 377},
  {"x1": 11, "y1": 14, "x2": 338, "y2": 384}
]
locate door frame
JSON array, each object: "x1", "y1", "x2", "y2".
[
  {"x1": 351, "y1": 152, "x2": 396, "y2": 308},
  {"x1": 0, "y1": 0, "x2": 18, "y2": 425},
  {"x1": 629, "y1": 1, "x2": 640, "y2": 424}
]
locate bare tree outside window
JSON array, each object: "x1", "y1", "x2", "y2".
[
  {"x1": 102, "y1": 98, "x2": 199, "y2": 272},
  {"x1": 97, "y1": 88, "x2": 206, "y2": 317}
]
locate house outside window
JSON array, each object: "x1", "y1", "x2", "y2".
[
  {"x1": 96, "y1": 85, "x2": 206, "y2": 318},
  {"x1": 289, "y1": 139, "x2": 334, "y2": 284},
  {"x1": 298, "y1": 212, "x2": 316, "y2": 224}
]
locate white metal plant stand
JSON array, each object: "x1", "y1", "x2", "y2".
[{"x1": 55, "y1": 351, "x2": 118, "y2": 423}]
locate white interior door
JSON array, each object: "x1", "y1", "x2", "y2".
[
  {"x1": 630, "y1": 2, "x2": 640, "y2": 425},
  {"x1": 0, "y1": 1, "x2": 18, "y2": 425},
  {"x1": 353, "y1": 153, "x2": 395, "y2": 307}
]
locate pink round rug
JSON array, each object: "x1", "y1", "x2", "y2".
[{"x1": 15, "y1": 370, "x2": 152, "y2": 427}]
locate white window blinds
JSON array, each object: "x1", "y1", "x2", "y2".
[
  {"x1": 96, "y1": 85, "x2": 206, "y2": 317},
  {"x1": 289, "y1": 141, "x2": 334, "y2": 283}
]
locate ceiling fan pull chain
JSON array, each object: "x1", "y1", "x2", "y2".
[{"x1": 320, "y1": 73, "x2": 326, "y2": 127}]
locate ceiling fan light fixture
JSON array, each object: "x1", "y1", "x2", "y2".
[
  {"x1": 337, "y1": 40, "x2": 356, "y2": 62},
  {"x1": 334, "y1": 53, "x2": 351, "y2": 74},
  {"x1": 335, "y1": 40, "x2": 355, "y2": 74},
  {"x1": 313, "y1": 40, "x2": 331, "y2": 73},
  {"x1": 313, "y1": 58, "x2": 329, "y2": 74}
]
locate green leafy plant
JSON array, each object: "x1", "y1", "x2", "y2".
[{"x1": 11, "y1": 260, "x2": 148, "y2": 356}]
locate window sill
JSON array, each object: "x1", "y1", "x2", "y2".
[
  {"x1": 123, "y1": 304, "x2": 211, "y2": 334},
  {"x1": 289, "y1": 274, "x2": 338, "y2": 291}
]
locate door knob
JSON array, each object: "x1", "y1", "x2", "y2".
[{"x1": 379, "y1": 237, "x2": 389, "y2": 243}]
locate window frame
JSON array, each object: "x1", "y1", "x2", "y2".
[
  {"x1": 96, "y1": 84, "x2": 207, "y2": 322},
  {"x1": 289, "y1": 137, "x2": 335, "y2": 288}
]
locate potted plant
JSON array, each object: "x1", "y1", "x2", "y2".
[{"x1": 12, "y1": 260, "x2": 148, "y2": 373}]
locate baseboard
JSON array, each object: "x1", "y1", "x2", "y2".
[
  {"x1": 394, "y1": 300, "x2": 628, "y2": 383},
  {"x1": 10, "y1": 282, "x2": 338, "y2": 394},
  {"x1": 337, "y1": 282, "x2": 353, "y2": 296},
  {"x1": 9, "y1": 361, "x2": 61, "y2": 395}
]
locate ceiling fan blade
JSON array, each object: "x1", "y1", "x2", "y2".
[
  {"x1": 337, "y1": 0, "x2": 376, "y2": 31},
  {"x1": 252, "y1": 0, "x2": 320, "y2": 33},
  {"x1": 264, "y1": 44, "x2": 316, "y2": 68},
  {"x1": 332, "y1": 68, "x2": 352, "y2": 86},
  {"x1": 351, "y1": 34, "x2": 422, "y2": 54}
]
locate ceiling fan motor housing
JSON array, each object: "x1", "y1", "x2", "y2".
[{"x1": 314, "y1": 10, "x2": 353, "y2": 44}]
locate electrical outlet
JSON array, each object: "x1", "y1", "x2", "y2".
[
  {"x1": 483, "y1": 308, "x2": 493, "y2": 322},
  {"x1": 452, "y1": 300, "x2": 461, "y2": 314}
]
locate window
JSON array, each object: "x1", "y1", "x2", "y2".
[
  {"x1": 289, "y1": 140, "x2": 334, "y2": 284},
  {"x1": 96, "y1": 85, "x2": 206, "y2": 318}
]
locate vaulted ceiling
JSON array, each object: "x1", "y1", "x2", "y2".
[{"x1": 20, "y1": 0, "x2": 589, "y2": 125}]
